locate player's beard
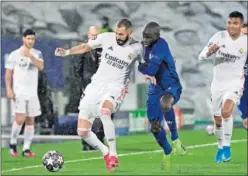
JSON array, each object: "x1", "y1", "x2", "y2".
[
  {"x1": 24, "y1": 42, "x2": 33, "y2": 49},
  {"x1": 116, "y1": 36, "x2": 129, "y2": 46}
]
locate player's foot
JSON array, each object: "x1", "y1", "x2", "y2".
[
  {"x1": 22, "y1": 149, "x2": 36, "y2": 158},
  {"x1": 9, "y1": 144, "x2": 18, "y2": 157},
  {"x1": 104, "y1": 153, "x2": 114, "y2": 171},
  {"x1": 222, "y1": 146, "x2": 231, "y2": 162},
  {"x1": 109, "y1": 155, "x2": 120, "y2": 167},
  {"x1": 172, "y1": 139, "x2": 187, "y2": 155},
  {"x1": 161, "y1": 152, "x2": 172, "y2": 169},
  {"x1": 215, "y1": 148, "x2": 223, "y2": 163}
]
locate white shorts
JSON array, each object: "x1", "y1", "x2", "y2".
[
  {"x1": 211, "y1": 87, "x2": 243, "y2": 116},
  {"x1": 78, "y1": 81, "x2": 128, "y2": 124},
  {"x1": 11, "y1": 95, "x2": 41, "y2": 117}
]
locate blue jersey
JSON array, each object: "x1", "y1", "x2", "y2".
[
  {"x1": 138, "y1": 38, "x2": 182, "y2": 94},
  {"x1": 244, "y1": 57, "x2": 248, "y2": 89}
]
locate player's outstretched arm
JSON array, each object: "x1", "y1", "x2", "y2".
[
  {"x1": 199, "y1": 32, "x2": 220, "y2": 61},
  {"x1": 55, "y1": 43, "x2": 92, "y2": 57}
]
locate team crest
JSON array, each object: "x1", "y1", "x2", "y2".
[
  {"x1": 128, "y1": 53, "x2": 136, "y2": 60},
  {"x1": 239, "y1": 48, "x2": 244, "y2": 54}
]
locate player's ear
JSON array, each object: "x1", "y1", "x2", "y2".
[{"x1": 127, "y1": 28, "x2": 133, "y2": 36}]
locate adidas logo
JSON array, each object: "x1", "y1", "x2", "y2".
[{"x1": 108, "y1": 46, "x2": 113, "y2": 50}]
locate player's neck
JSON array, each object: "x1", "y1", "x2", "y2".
[{"x1": 229, "y1": 32, "x2": 241, "y2": 41}]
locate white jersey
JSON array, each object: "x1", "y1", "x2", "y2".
[
  {"x1": 199, "y1": 30, "x2": 247, "y2": 92},
  {"x1": 87, "y1": 32, "x2": 143, "y2": 86},
  {"x1": 5, "y1": 47, "x2": 43, "y2": 97}
]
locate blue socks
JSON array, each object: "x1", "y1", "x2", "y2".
[
  {"x1": 164, "y1": 108, "x2": 179, "y2": 141},
  {"x1": 153, "y1": 125, "x2": 172, "y2": 155}
]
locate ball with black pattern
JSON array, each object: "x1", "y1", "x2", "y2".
[{"x1": 42, "y1": 151, "x2": 64, "y2": 172}]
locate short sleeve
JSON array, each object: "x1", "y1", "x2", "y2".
[{"x1": 5, "y1": 52, "x2": 15, "y2": 70}]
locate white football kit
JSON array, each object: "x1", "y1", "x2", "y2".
[
  {"x1": 5, "y1": 47, "x2": 43, "y2": 117},
  {"x1": 78, "y1": 32, "x2": 143, "y2": 123},
  {"x1": 199, "y1": 30, "x2": 247, "y2": 116}
]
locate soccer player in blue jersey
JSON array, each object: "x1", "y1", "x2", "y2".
[
  {"x1": 238, "y1": 23, "x2": 248, "y2": 130},
  {"x1": 138, "y1": 22, "x2": 186, "y2": 169}
]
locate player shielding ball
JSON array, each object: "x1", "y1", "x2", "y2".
[
  {"x1": 199, "y1": 11, "x2": 247, "y2": 163},
  {"x1": 5, "y1": 29, "x2": 44, "y2": 157},
  {"x1": 138, "y1": 22, "x2": 186, "y2": 169},
  {"x1": 55, "y1": 19, "x2": 143, "y2": 171}
]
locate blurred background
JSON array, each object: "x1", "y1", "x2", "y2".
[{"x1": 1, "y1": 1, "x2": 247, "y2": 146}]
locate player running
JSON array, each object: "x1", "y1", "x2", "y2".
[
  {"x1": 237, "y1": 23, "x2": 248, "y2": 130},
  {"x1": 138, "y1": 22, "x2": 186, "y2": 169},
  {"x1": 199, "y1": 11, "x2": 247, "y2": 163},
  {"x1": 55, "y1": 19, "x2": 143, "y2": 171},
  {"x1": 5, "y1": 29, "x2": 44, "y2": 158}
]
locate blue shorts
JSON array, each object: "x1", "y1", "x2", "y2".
[
  {"x1": 238, "y1": 87, "x2": 248, "y2": 119},
  {"x1": 146, "y1": 87, "x2": 181, "y2": 122}
]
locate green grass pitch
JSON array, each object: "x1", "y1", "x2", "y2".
[{"x1": 1, "y1": 128, "x2": 247, "y2": 175}]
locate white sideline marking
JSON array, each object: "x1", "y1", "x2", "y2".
[{"x1": 1, "y1": 139, "x2": 246, "y2": 173}]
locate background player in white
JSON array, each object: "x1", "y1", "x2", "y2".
[
  {"x1": 55, "y1": 19, "x2": 143, "y2": 171},
  {"x1": 199, "y1": 11, "x2": 247, "y2": 163},
  {"x1": 5, "y1": 29, "x2": 44, "y2": 157}
]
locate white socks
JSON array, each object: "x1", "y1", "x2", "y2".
[
  {"x1": 215, "y1": 126, "x2": 223, "y2": 149},
  {"x1": 222, "y1": 116, "x2": 233, "y2": 147},
  {"x1": 80, "y1": 130, "x2": 109, "y2": 156},
  {"x1": 100, "y1": 108, "x2": 117, "y2": 156},
  {"x1": 10, "y1": 121, "x2": 22, "y2": 145},
  {"x1": 23, "y1": 125, "x2": 34, "y2": 151}
]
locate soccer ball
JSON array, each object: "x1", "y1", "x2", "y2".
[
  {"x1": 206, "y1": 125, "x2": 215, "y2": 136},
  {"x1": 42, "y1": 151, "x2": 64, "y2": 172}
]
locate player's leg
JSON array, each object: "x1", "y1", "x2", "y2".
[
  {"x1": 212, "y1": 92, "x2": 224, "y2": 163},
  {"x1": 160, "y1": 91, "x2": 186, "y2": 155},
  {"x1": 23, "y1": 97, "x2": 41, "y2": 157},
  {"x1": 99, "y1": 99, "x2": 119, "y2": 167},
  {"x1": 22, "y1": 116, "x2": 36, "y2": 157},
  {"x1": 221, "y1": 91, "x2": 241, "y2": 162},
  {"x1": 9, "y1": 98, "x2": 26, "y2": 157},
  {"x1": 77, "y1": 90, "x2": 111, "y2": 170},
  {"x1": 238, "y1": 89, "x2": 248, "y2": 130},
  {"x1": 148, "y1": 94, "x2": 172, "y2": 169},
  {"x1": 98, "y1": 88, "x2": 127, "y2": 168}
]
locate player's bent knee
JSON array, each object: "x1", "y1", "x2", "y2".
[
  {"x1": 25, "y1": 117, "x2": 35, "y2": 125},
  {"x1": 160, "y1": 94, "x2": 173, "y2": 112},
  {"x1": 150, "y1": 120, "x2": 161, "y2": 134},
  {"x1": 100, "y1": 108, "x2": 112, "y2": 118},
  {"x1": 221, "y1": 110, "x2": 232, "y2": 119},
  {"x1": 77, "y1": 128, "x2": 90, "y2": 137}
]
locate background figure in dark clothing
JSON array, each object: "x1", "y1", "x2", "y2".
[{"x1": 100, "y1": 16, "x2": 113, "y2": 34}]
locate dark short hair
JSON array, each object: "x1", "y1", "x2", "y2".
[
  {"x1": 243, "y1": 23, "x2": 248, "y2": 28},
  {"x1": 22, "y1": 29, "x2": 36, "y2": 37},
  {"x1": 229, "y1": 11, "x2": 244, "y2": 21},
  {"x1": 116, "y1": 18, "x2": 132, "y2": 30}
]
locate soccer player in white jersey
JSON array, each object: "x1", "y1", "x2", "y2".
[
  {"x1": 55, "y1": 19, "x2": 143, "y2": 171},
  {"x1": 5, "y1": 29, "x2": 44, "y2": 157},
  {"x1": 199, "y1": 11, "x2": 247, "y2": 163}
]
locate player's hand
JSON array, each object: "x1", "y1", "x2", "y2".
[
  {"x1": 144, "y1": 75, "x2": 157, "y2": 85},
  {"x1": 7, "y1": 89, "x2": 15, "y2": 100},
  {"x1": 55, "y1": 48, "x2": 70, "y2": 57},
  {"x1": 206, "y1": 44, "x2": 219, "y2": 57}
]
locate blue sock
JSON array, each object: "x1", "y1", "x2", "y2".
[
  {"x1": 153, "y1": 125, "x2": 172, "y2": 155},
  {"x1": 164, "y1": 108, "x2": 179, "y2": 141}
]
